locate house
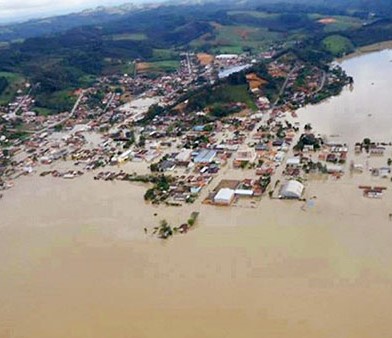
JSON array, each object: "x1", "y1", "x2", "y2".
[
  {"x1": 234, "y1": 148, "x2": 257, "y2": 164},
  {"x1": 117, "y1": 149, "x2": 133, "y2": 163},
  {"x1": 379, "y1": 167, "x2": 390, "y2": 178},
  {"x1": 159, "y1": 160, "x2": 176, "y2": 172},
  {"x1": 370, "y1": 147, "x2": 385, "y2": 156},
  {"x1": 216, "y1": 54, "x2": 238, "y2": 60},
  {"x1": 192, "y1": 125, "x2": 205, "y2": 132},
  {"x1": 255, "y1": 143, "x2": 269, "y2": 152},
  {"x1": 326, "y1": 164, "x2": 344, "y2": 173},
  {"x1": 272, "y1": 139, "x2": 284, "y2": 147},
  {"x1": 234, "y1": 189, "x2": 253, "y2": 197},
  {"x1": 286, "y1": 157, "x2": 301, "y2": 168},
  {"x1": 194, "y1": 149, "x2": 217, "y2": 163},
  {"x1": 175, "y1": 149, "x2": 192, "y2": 163}
]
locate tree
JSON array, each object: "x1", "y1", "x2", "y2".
[
  {"x1": 158, "y1": 220, "x2": 173, "y2": 239},
  {"x1": 138, "y1": 135, "x2": 146, "y2": 147},
  {"x1": 0, "y1": 76, "x2": 9, "y2": 95}
]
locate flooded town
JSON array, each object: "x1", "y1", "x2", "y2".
[
  {"x1": 2, "y1": 26, "x2": 392, "y2": 338},
  {"x1": 0, "y1": 49, "x2": 353, "y2": 217}
]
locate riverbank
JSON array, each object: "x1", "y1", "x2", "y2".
[{"x1": 337, "y1": 40, "x2": 392, "y2": 62}]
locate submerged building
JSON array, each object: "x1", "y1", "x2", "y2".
[{"x1": 279, "y1": 180, "x2": 304, "y2": 199}]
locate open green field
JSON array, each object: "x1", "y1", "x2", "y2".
[
  {"x1": 309, "y1": 14, "x2": 364, "y2": 33},
  {"x1": 216, "y1": 84, "x2": 257, "y2": 110},
  {"x1": 35, "y1": 89, "x2": 77, "y2": 114},
  {"x1": 138, "y1": 60, "x2": 180, "y2": 74},
  {"x1": 33, "y1": 107, "x2": 53, "y2": 116},
  {"x1": 0, "y1": 71, "x2": 25, "y2": 105},
  {"x1": 322, "y1": 35, "x2": 354, "y2": 56},
  {"x1": 110, "y1": 33, "x2": 148, "y2": 41},
  {"x1": 149, "y1": 60, "x2": 180, "y2": 72},
  {"x1": 227, "y1": 10, "x2": 279, "y2": 19},
  {"x1": 151, "y1": 49, "x2": 179, "y2": 61},
  {"x1": 121, "y1": 62, "x2": 136, "y2": 76},
  {"x1": 79, "y1": 74, "x2": 97, "y2": 87},
  {"x1": 190, "y1": 24, "x2": 282, "y2": 54}
]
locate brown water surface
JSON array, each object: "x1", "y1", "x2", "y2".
[{"x1": 2, "y1": 50, "x2": 392, "y2": 337}]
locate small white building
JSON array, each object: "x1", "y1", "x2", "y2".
[
  {"x1": 216, "y1": 54, "x2": 239, "y2": 60},
  {"x1": 118, "y1": 149, "x2": 133, "y2": 163},
  {"x1": 286, "y1": 157, "x2": 301, "y2": 167},
  {"x1": 214, "y1": 188, "x2": 235, "y2": 205},
  {"x1": 326, "y1": 164, "x2": 344, "y2": 173},
  {"x1": 235, "y1": 189, "x2": 254, "y2": 197},
  {"x1": 279, "y1": 180, "x2": 304, "y2": 199}
]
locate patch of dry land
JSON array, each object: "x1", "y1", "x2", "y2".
[
  {"x1": 197, "y1": 52, "x2": 215, "y2": 65},
  {"x1": 246, "y1": 72, "x2": 268, "y2": 90},
  {"x1": 1, "y1": 50, "x2": 392, "y2": 337},
  {"x1": 317, "y1": 17, "x2": 337, "y2": 24}
]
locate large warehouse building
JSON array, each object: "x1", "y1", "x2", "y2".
[{"x1": 279, "y1": 180, "x2": 304, "y2": 199}]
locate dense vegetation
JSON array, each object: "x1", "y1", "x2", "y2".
[{"x1": 0, "y1": 77, "x2": 9, "y2": 96}]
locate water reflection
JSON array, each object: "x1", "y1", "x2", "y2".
[{"x1": 297, "y1": 50, "x2": 392, "y2": 142}]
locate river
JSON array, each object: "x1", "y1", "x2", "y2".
[
  {"x1": 297, "y1": 49, "x2": 392, "y2": 143},
  {"x1": 1, "y1": 50, "x2": 392, "y2": 338}
]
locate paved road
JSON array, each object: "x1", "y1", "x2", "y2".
[
  {"x1": 9, "y1": 86, "x2": 33, "y2": 117},
  {"x1": 185, "y1": 53, "x2": 192, "y2": 75},
  {"x1": 32, "y1": 91, "x2": 85, "y2": 135},
  {"x1": 314, "y1": 70, "x2": 327, "y2": 93},
  {"x1": 103, "y1": 92, "x2": 115, "y2": 113},
  {"x1": 273, "y1": 66, "x2": 299, "y2": 107}
]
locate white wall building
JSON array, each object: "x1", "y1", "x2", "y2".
[
  {"x1": 214, "y1": 188, "x2": 235, "y2": 205},
  {"x1": 279, "y1": 180, "x2": 304, "y2": 199}
]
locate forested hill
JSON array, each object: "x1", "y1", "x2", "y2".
[
  {"x1": 0, "y1": 4, "x2": 142, "y2": 42},
  {"x1": 2, "y1": 0, "x2": 392, "y2": 43}
]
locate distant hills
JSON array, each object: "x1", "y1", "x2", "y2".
[
  {"x1": 0, "y1": 3, "x2": 145, "y2": 42},
  {"x1": 1, "y1": 0, "x2": 392, "y2": 42}
]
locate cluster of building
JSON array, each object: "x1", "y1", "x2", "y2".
[{"x1": 0, "y1": 46, "x2": 356, "y2": 206}]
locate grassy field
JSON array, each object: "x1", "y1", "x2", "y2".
[
  {"x1": 323, "y1": 16, "x2": 363, "y2": 33},
  {"x1": 33, "y1": 107, "x2": 53, "y2": 116},
  {"x1": 151, "y1": 49, "x2": 179, "y2": 61},
  {"x1": 0, "y1": 71, "x2": 25, "y2": 105},
  {"x1": 216, "y1": 84, "x2": 257, "y2": 110},
  {"x1": 227, "y1": 10, "x2": 279, "y2": 19},
  {"x1": 79, "y1": 74, "x2": 97, "y2": 87},
  {"x1": 322, "y1": 35, "x2": 355, "y2": 56},
  {"x1": 190, "y1": 24, "x2": 282, "y2": 54},
  {"x1": 137, "y1": 60, "x2": 180, "y2": 74},
  {"x1": 111, "y1": 33, "x2": 148, "y2": 41}
]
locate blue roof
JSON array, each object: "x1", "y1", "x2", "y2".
[
  {"x1": 193, "y1": 125, "x2": 205, "y2": 132},
  {"x1": 194, "y1": 149, "x2": 217, "y2": 163}
]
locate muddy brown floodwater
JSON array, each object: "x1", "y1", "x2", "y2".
[{"x1": 2, "y1": 50, "x2": 392, "y2": 338}]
